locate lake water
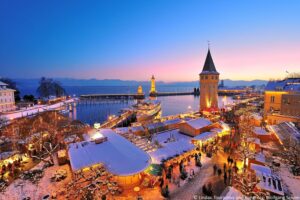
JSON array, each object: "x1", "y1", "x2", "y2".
[
  {"x1": 19, "y1": 85, "x2": 234, "y2": 125},
  {"x1": 68, "y1": 95, "x2": 234, "y2": 125}
]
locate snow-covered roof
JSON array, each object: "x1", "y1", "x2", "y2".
[
  {"x1": 250, "y1": 163, "x2": 284, "y2": 196},
  {"x1": 253, "y1": 127, "x2": 270, "y2": 136},
  {"x1": 149, "y1": 140, "x2": 194, "y2": 164},
  {"x1": 163, "y1": 118, "x2": 182, "y2": 126},
  {"x1": 114, "y1": 127, "x2": 130, "y2": 135},
  {"x1": 268, "y1": 122, "x2": 300, "y2": 144},
  {"x1": 145, "y1": 122, "x2": 165, "y2": 130},
  {"x1": 211, "y1": 128, "x2": 223, "y2": 133},
  {"x1": 193, "y1": 131, "x2": 218, "y2": 142},
  {"x1": 254, "y1": 152, "x2": 266, "y2": 164},
  {"x1": 68, "y1": 129, "x2": 151, "y2": 175},
  {"x1": 0, "y1": 151, "x2": 18, "y2": 160},
  {"x1": 251, "y1": 163, "x2": 271, "y2": 174},
  {"x1": 152, "y1": 129, "x2": 192, "y2": 144},
  {"x1": 247, "y1": 137, "x2": 261, "y2": 145},
  {"x1": 265, "y1": 78, "x2": 300, "y2": 92},
  {"x1": 186, "y1": 118, "x2": 212, "y2": 130},
  {"x1": 149, "y1": 129, "x2": 194, "y2": 164},
  {"x1": 130, "y1": 125, "x2": 144, "y2": 133},
  {"x1": 183, "y1": 117, "x2": 194, "y2": 121},
  {"x1": 221, "y1": 186, "x2": 244, "y2": 200},
  {"x1": 0, "y1": 81, "x2": 8, "y2": 86},
  {"x1": 64, "y1": 134, "x2": 78, "y2": 143}
]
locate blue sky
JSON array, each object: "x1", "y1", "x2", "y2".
[{"x1": 0, "y1": 0, "x2": 299, "y2": 81}]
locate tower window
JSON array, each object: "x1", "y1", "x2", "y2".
[{"x1": 270, "y1": 96, "x2": 275, "y2": 103}]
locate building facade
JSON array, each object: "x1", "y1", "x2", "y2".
[
  {"x1": 281, "y1": 93, "x2": 300, "y2": 116},
  {"x1": 199, "y1": 49, "x2": 219, "y2": 112},
  {"x1": 264, "y1": 78, "x2": 300, "y2": 125},
  {"x1": 0, "y1": 81, "x2": 15, "y2": 113}
]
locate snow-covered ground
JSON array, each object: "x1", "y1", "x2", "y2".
[
  {"x1": 1, "y1": 99, "x2": 75, "y2": 121},
  {"x1": 0, "y1": 160, "x2": 72, "y2": 200},
  {"x1": 278, "y1": 165, "x2": 300, "y2": 197}
]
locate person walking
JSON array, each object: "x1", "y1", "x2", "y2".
[
  {"x1": 224, "y1": 172, "x2": 227, "y2": 184},
  {"x1": 177, "y1": 177, "x2": 180, "y2": 187},
  {"x1": 227, "y1": 156, "x2": 230, "y2": 165},
  {"x1": 172, "y1": 175, "x2": 176, "y2": 184},
  {"x1": 213, "y1": 164, "x2": 217, "y2": 175}
]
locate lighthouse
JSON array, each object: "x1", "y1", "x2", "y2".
[
  {"x1": 149, "y1": 75, "x2": 157, "y2": 96},
  {"x1": 199, "y1": 48, "x2": 219, "y2": 112}
]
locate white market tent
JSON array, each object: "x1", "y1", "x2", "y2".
[
  {"x1": 114, "y1": 127, "x2": 130, "y2": 135},
  {"x1": 253, "y1": 127, "x2": 271, "y2": 136},
  {"x1": 186, "y1": 118, "x2": 212, "y2": 129},
  {"x1": 152, "y1": 129, "x2": 191, "y2": 144},
  {"x1": 68, "y1": 129, "x2": 151, "y2": 176},
  {"x1": 149, "y1": 129, "x2": 194, "y2": 164},
  {"x1": 130, "y1": 125, "x2": 145, "y2": 133},
  {"x1": 221, "y1": 186, "x2": 244, "y2": 200},
  {"x1": 254, "y1": 152, "x2": 266, "y2": 164},
  {"x1": 149, "y1": 140, "x2": 194, "y2": 164},
  {"x1": 193, "y1": 131, "x2": 218, "y2": 142},
  {"x1": 163, "y1": 118, "x2": 183, "y2": 126},
  {"x1": 250, "y1": 163, "x2": 284, "y2": 196}
]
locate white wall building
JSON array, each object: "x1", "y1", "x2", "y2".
[{"x1": 0, "y1": 81, "x2": 15, "y2": 113}]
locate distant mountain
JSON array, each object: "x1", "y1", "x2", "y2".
[
  {"x1": 13, "y1": 78, "x2": 267, "y2": 89},
  {"x1": 13, "y1": 78, "x2": 163, "y2": 87},
  {"x1": 222, "y1": 79, "x2": 267, "y2": 87}
]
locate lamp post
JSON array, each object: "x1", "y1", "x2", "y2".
[
  {"x1": 133, "y1": 186, "x2": 140, "y2": 199},
  {"x1": 187, "y1": 105, "x2": 192, "y2": 114}
]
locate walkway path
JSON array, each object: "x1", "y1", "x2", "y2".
[
  {"x1": 2, "y1": 99, "x2": 75, "y2": 121},
  {"x1": 170, "y1": 151, "x2": 228, "y2": 200}
]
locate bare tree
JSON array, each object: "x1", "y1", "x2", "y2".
[
  {"x1": 37, "y1": 77, "x2": 66, "y2": 98},
  {"x1": 31, "y1": 142, "x2": 59, "y2": 166},
  {"x1": 281, "y1": 137, "x2": 300, "y2": 174},
  {"x1": 0, "y1": 116, "x2": 8, "y2": 129},
  {"x1": 65, "y1": 166, "x2": 121, "y2": 200}
]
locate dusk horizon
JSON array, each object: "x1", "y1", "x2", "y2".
[{"x1": 1, "y1": 0, "x2": 300, "y2": 81}]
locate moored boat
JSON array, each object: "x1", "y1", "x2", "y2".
[{"x1": 134, "y1": 100, "x2": 161, "y2": 122}]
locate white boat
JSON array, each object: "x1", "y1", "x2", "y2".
[{"x1": 134, "y1": 100, "x2": 161, "y2": 122}]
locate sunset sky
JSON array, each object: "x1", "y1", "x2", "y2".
[{"x1": 0, "y1": 0, "x2": 299, "y2": 82}]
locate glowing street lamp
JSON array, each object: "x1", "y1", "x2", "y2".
[{"x1": 134, "y1": 186, "x2": 141, "y2": 199}]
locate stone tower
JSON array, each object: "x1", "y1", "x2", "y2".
[
  {"x1": 199, "y1": 49, "x2": 219, "y2": 112},
  {"x1": 150, "y1": 75, "x2": 157, "y2": 95}
]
